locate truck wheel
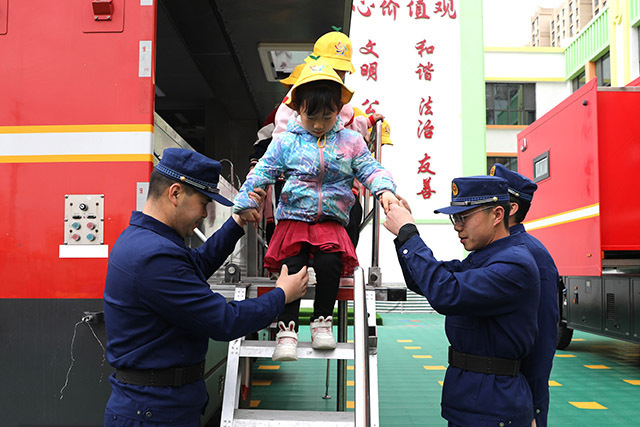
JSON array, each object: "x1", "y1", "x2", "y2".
[{"x1": 557, "y1": 323, "x2": 573, "y2": 350}]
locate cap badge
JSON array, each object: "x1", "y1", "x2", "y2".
[
  {"x1": 179, "y1": 176, "x2": 186, "y2": 182},
  {"x1": 309, "y1": 64, "x2": 325, "y2": 72},
  {"x1": 334, "y1": 42, "x2": 347, "y2": 56},
  {"x1": 452, "y1": 182, "x2": 459, "y2": 196},
  {"x1": 489, "y1": 165, "x2": 496, "y2": 176}
]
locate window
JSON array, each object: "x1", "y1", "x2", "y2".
[
  {"x1": 486, "y1": 83, "x2": 536, "y2": 126},
  {"x1": 570, "y1": 26, "x2": 573, "y2": 36},
  {"x1": 595, "y1": 52, "x2": 611, "y2": 86},
  {"x1": 533, "y1": 151, "x2": 550, "y2": 183},
  {"x1": 570, "y1": 14, "x2": 573, "y2": 24},
  {"x1": 551, "y1": 20, "x2": 554, "y2": 27},
  {"x1": 487, "y1": 156, "x2": 517, "y2": 174},
  {"x1": 572, "y1": 70, "x2": 586, "y2": 91},
  {"x1": 569, "y1": 2, "x2": 573, "y2": 12}
]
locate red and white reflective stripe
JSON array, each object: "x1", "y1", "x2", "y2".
[
  {"x1": 524, "y1": 203, "x2": 600, "y2": 231},
  {"x1": 0, "y1": 124, "x2": 154, "y2": 162}
]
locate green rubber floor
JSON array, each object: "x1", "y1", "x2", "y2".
[{"x1": 248, "y1": 313, "x2": 640, "y2": 426}]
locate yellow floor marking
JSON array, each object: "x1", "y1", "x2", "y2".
[
  {"x1": 250, "y1": 400, "x2": 260, "y2": 408},
  {"x1": 555, "y1": 354, "x2": 576, "y2": 358},
  {"x1": 548, "y1": 380, "x2": 562, "y2": 386},
  {"x1": 412, "y1": 355, "x2": 433, "y2": 359},
  {"x1": 252, "y1": 380, "x2": 272, "y2": 386},
  {"x1": 347, "y1": 340, "x2": 354, "y2": 343},
  {"x1": 623, "y1": 380, "x2": 640, "y2": 385},
  {"x1": 584, "y1": 365, "x2": 611, "y2": 369},
  {"x1": 569, "y1": 401, "x2": 607, "y2": 410},
  {"x1": 404, "y1": 346, "x2": 422, "y2": 350},
  {"x1": 347, "y1": 380, "x2": 354, "y2": 386},
  {"x1": 437, "y1": 381, "x2": 444, "y2": 386},
  {"x1": 258, "y1": 365, "x2": 280, "y2": 370},
  {"x1": 397, "y1": 339, "x2": 413, "y2": 343},
  {"x1": 423, "y1": 365, "x2": 446, "y2": 371},
  {"x1": 347, "y1": 366, "x2": 354, "y2": 370},
  {"x1": 347, "y1": 401, "x2": 355, "y2": 409},
  {"x1": 572, "y1": 338, "x2": 586, "y2": 341}
]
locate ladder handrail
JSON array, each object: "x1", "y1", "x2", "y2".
[
  {"x1": 360, "y1": 121, "x2": 383, "y2": 269},
  {"x1": 353, "y1": 267, "x2": 370, "y2": 427}
]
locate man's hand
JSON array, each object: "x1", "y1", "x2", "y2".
[
  {"x1": 232, "y1": 187, "x2": 267, "y2": 227},
  {"x1": 396, "y1": 194, "x2": 412, "y2": 213},
  {"x1": 233, "y1": 209, "x2": 260, "y2": 227},
  {"x1": 276, "y1": 264, "x2": 309, "y2": 303},
  {"x1": 379, "y1": 190, "x2": 401, "y2": 213},
  {"x1": 383, "y1": 203, "x2": 415, "y2": 236},
  {"x1": 248, "y1": 187, "x2": 267, "y2": 211}
]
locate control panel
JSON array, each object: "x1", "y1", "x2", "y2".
[{"x1": 64, "y1": 194, "x2": 104, "y2": 245}]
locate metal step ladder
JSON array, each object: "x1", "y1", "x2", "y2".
[{"x1": 219, "y1": 267, "x2": 379, "y2": 427}]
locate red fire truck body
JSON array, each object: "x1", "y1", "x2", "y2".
[{"x1": 517, "y1": 78, "x2": 640, "y2": 347}]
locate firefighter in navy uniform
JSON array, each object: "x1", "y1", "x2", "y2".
[
  {"x1": 384, "y1": 176, "x2": 540, "y2": 427},
  {"x1": 490, "y1": 163, "x2": 560, "y2": 427},
  {"x1": 103, "y1": 148, "x2": 308, "y2": 426}
]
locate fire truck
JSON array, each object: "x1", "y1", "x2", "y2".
[{"x1": 517, "y1": 78, "x2": 640, "y2": 349}]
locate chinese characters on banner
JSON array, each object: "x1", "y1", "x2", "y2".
[{"x1": 348, "y1": 0, "x2": 459, "y2": 209}]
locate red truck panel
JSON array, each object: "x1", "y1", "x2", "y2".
[
  {"x1": 597, "y1": 90, "x2": 640, "y2": 251},
  {"x1": 518, "y1": 80, "x2": 602, "y2": 276},
  {"x1": 518, "y1": 79, "x2": 640, "y2": 275},
  {"x1": 0, "y1": 2, "x2": 157, "y2": 298}
]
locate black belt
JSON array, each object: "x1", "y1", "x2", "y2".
[
  {"x1": 115, "y1": 361, "x2": 205, "y2": 387},
  {"x1": 448, "y1": 347, "x2": 521, "y2": 377}
]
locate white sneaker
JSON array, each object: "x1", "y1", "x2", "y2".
[
  {"x1": 272, "y1": 321, "x2": 298, "y2": 361},
  {"x1": 310, "y1": 316, "x2": 336, "y2": 350}
]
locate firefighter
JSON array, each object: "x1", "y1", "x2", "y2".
[
  {"x1": 384, "y1": 176, "x2": 540, "y2": 427},
  {"x1": 490, "y1": 163, "x2": 560, "y2": 427},
  {"x1": 103, "y1": 148, "x2": 308, "y2": 426}
]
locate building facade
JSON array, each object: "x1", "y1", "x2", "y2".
[{"x1": 487, "y1": 0, "x2": 640, "y2": 172}]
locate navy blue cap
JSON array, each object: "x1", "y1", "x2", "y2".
[
  {"x1": 489, "y1": 163, "x2": 537, "y2": 202},
  {"x1": 155, "y1": 148, "x2": 233, "y2": 206},
  {"x1": 434, "y1": 176, "x2": 510, "y2": 215}
]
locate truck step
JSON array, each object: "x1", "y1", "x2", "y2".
[
  {"x1": 240, "y1": 340, "x2": 355, "y2": 360},
  {"x1": 232, "y1": 409, "x2": 353, "y2": 426}
]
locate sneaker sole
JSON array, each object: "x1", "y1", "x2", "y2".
[
  {"x1": 272, "y1": 354, "x2": 298, "y2": 361},
  {"x1": 312, "y1": 339, "x2": 336, "y2": 350}
]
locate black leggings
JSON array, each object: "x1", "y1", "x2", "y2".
[{"x1": 278, "y1": 245, "x2": 343, "y2": 332}]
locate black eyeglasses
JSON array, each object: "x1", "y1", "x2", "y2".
[{"x1": 449, "y1": 206, "x2": 495, "y2": 227}]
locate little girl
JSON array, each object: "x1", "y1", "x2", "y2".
[{"x1": 233, "y1": 59, "x2": 398, "y2": 361}]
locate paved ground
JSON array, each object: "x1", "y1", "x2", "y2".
[{"x1": 248, "y1": 313, "x2": 640, "y2": 426}]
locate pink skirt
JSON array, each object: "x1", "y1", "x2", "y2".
[{"x1": 264, "y1": 220, "x2": 358, "y2": 277}]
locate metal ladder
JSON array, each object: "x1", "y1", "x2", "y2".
[{"x1": 218, "y1": 267, "x2": 379, "y2": 427}]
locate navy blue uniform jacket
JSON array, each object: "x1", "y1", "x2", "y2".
[
  {"x1": 395, "y1": 233, "x2": 540, "y2": 427},
  {"x1": 103, "y1": 211, "x2": 285, "y2": 425},
  {"x1": 511, "y1": 223, "x2": 559, "y2": 427}
]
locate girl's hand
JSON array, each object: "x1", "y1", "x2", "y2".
[
  {"x1": 379, "y1": 190, "x2": 400, "y2": 214},
  {"x1": 371, "y1": 113, "x2": 384, "y2": 123}
]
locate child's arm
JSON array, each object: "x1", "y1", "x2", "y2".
[
  {"x1": 351, "y1": 134, "x2": 396, "y2": 198},
  {"x1": 233, "y1": 136, "x2": 286, "y2": 215}
]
